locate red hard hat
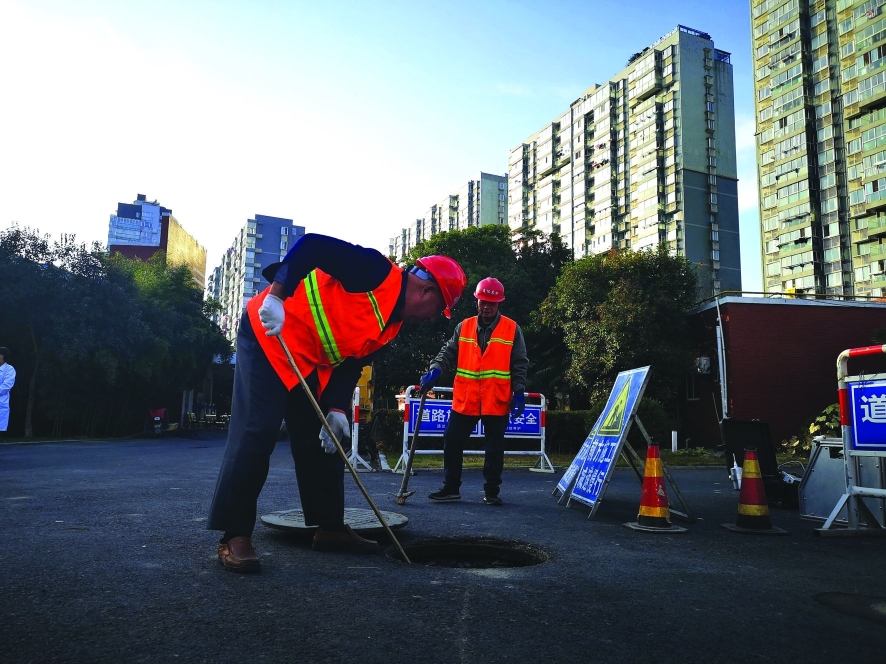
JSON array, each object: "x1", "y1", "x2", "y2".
[
  {"x1": 415, "y1": 255, "x2": 467, "y2": 319},
  {"x1": 474, "y1": 277, "x2": 505, "y2": 303}
]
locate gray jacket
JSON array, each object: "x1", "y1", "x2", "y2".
[{"x1": 431, "y1": 311, "x2": 528, "y2": 395}]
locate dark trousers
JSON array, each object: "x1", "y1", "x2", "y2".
[
  {"x1": 207, "y1": 320, "x2": 345, "y2": 537},
  {"x1": 442, "y1": 410, "x2": 508, "y2": 498}
]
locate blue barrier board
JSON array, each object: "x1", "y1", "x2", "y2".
[
  {"x1": 850, "y1": 378, "x2": 886, "y2": 451},
  {"x1": 406, "y1": 400, "x2": 542, "y2": 437},
  {"x1": 556, "y1": 410, "x2": 604, "y2": 495},
  {"x1": 562, "y1": 366, "x2": 651, "y2": 513}
]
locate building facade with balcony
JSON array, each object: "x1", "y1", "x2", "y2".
[
  {"x1": 753, "y1": 0, "x2": 886, "y2": 297},
  {"x1": 509, "y1": 25, "x2": 741, "y2": 297},
  {"x1": 388, "y1": 172, "x2": 508, "y2": 261},
  {"x1": 107, "y1": 193, "x2": 208, "y2": 289},
  {"x1": 206, "y1": 214, "x2": 305, "y2": 342}
]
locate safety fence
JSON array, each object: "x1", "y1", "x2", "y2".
[
  {"x1": 814, "y1": 344, "x2": 886, "y2": 535},
  {"x1": 391, "y1": 386, "x2": 553, "y2": 473}
]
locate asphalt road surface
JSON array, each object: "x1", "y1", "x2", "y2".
[{"x1": 2, "y1": 431, "x2": 885, "y2": 664}]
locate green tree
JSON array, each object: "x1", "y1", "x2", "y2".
[
  {"x1": 540, "y1": 246, "x2": 699, "y2": 408},
  {"x1": 0, "y1": 227, "x2": 231, "y2": 437}
]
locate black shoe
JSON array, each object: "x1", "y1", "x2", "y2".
[
  {"x1": 483, "y1": 495, "x2": 503, "y2": 506},
  {"x1": 428, "y1": 487, "x2": 461, "y2": 501},
  {"x1": 312, "y1": 525, "x2": 380, "y2": 554}
]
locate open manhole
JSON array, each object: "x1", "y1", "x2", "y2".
[{"x1": 387, "y1": 537, "x2": 548, "y2": 568}]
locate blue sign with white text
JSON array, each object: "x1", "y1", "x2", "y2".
[
  {"x1": 565, "y1": 367, "x2": 651, "y2": 510},
  {"x1": 850, "y1": 378, "x2": 886, "y2": 451},
  {"x1": 406, "y1": 399, "x2": 542, "y2": 438}
]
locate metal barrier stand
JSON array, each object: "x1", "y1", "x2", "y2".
[
  {"x1": 347, "y1": 387, "x2": 374, "y2": 472},
  {"x1": 393, "y1": 386, "x2": 554, "y2": 474},
  {"x1": 816, "y1": 344, "x2": 886, "y2": 537}
]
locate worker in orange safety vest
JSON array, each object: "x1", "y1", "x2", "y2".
[
  {"x1": 419, "y1": 277, "x2": 528, "y2": 506},
  {"x1": 208, "y1": 233, "x2": 466, "y2": 572}
]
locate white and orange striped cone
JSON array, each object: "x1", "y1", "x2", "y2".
[
  {"x1": 624, "y1": 444, "x2": 687, "y2": 533},
  {"x1": 722, "y1": 448, "x2": 788, "y2": 535}
]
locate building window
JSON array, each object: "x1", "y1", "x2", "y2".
[{"x1": 281, "y1": 227, "x2": 289, "y2": 235}]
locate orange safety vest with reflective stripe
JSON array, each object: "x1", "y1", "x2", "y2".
[
  {"x1": 452, "y1": 316, "x2": 517, "y2": 416},
  {"x1": 247, "y1": 264, "x2": 404, "y2": 396}
]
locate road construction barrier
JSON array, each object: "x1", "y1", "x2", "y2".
[
  {"x1": 722, "y1": 448, "x2": 787, "y2": 535},
  {"x1": 815, "y1": 344, "x2": 886, "y2": 536},
  {"x1": 624, "y1": 443, "x2": 686, "y2": 533},
  {"x1": 393, "y1": 386, "x2": 553, "y2": 473},
  {"x1": 348, "y1": 387, "x2": 375, "y2": 471}
]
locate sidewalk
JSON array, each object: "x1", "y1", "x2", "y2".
[{"x1": 2, "y1": 433, "x2": 885, "y2": 663}]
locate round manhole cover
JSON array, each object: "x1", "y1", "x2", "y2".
[
  {"x1": 261, "y1": 507, "x2": 408, "y2": 534},
  {"x1": 386, "y1": 537, "x2": 548, "y2": 568}
]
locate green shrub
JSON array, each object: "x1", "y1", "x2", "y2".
[
  {"x1": 369, "y1": 409, "x2": 405, "y2": 455},
  {"x1": 545, "y1": 411, "x2": 597, "y2": 455},
  {"x1": 780, "y1": 403, "x2": 841, "y2": 456},
  {"x1": 543, "y1": 398, "x2": 672, "y2": 456}
]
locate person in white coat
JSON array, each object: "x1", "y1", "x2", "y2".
[{"x1": 0, "y1": 347, "x2": 15, "y2": 435}]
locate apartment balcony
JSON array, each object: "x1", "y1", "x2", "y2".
[
  {"x1": 633, "y1": 75, "x2": 662, "y2": 103},
  {"x1": 851, "y1": 202, "x2": 868, "y2": 216},
  {"x1": 852, "y1": 227, "x2": 869, "y2": 244},
  {"x1": 860, "y1": 88, "x2": 886, "y2": 115},
  {"x1": 868, "y1": 217, "x2": 886, "y2": 238}
]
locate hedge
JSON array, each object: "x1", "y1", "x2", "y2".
[{"x1": 367, "y1": 397, "x2": 673, "y2": 457}]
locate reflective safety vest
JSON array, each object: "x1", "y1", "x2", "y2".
[
  {"x1": 452, "y1": 315, "x2": 516, "y2": 416},
  {"x1": 247, "y1": 264, "x2": 404, "y2": 396}
]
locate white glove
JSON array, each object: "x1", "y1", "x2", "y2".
[
  {"x1": 258, "y1": 294, "x2": 285, "y2": 336},
  {"x1": 319, "y1": 408, "x2": 350, "y2": 454}
]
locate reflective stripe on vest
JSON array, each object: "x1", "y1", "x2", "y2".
[
  {"x1": 247, "y1": 263, "x2": 404, "y2": 395},
  {"x1": 452, "y1": 315, "x2": 517, "y2": 416}
]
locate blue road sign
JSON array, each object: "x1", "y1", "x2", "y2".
[
  {"x1": 850, "y1": 378, "x2": 886, "y2": 451},
  {"x1": 562, "y1": 367, "x2": 651, "y2": 513},
  {"x1": 406, "y1": 399, "x2": 542, "y2": 437}
]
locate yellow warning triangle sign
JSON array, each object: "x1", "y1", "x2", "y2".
[{"x1": 599, "y1": 378, "x2": 630, "y2": 436}]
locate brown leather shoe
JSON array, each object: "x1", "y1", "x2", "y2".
[
  {"x1": 312, "y1": 525, "x2": 380, "y2": 554},
  {"x1": 217, "y1": 536, "x2": 261, "y2": 573}
]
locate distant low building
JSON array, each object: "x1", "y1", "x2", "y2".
[
  {"x1": 206, "y1": 214, "x2": 305, "y2": 342},
  {"x1": 107, "y1": 193, "x2": 207, "y2": 289}
]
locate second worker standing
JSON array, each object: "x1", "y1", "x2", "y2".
[{"x1": 420, "y1": 277, "x2": 529, "y2": 506}]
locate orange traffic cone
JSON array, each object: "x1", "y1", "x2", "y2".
[
  {"x1": 624, "y1": 444, "x2": 687, "y2": 533},
  {"x1": 722, "y1": 448, "x2": 788, "y2": 535}
]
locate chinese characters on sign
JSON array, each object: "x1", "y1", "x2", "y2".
[
  {"x1": 559, "y1": 366, "x2": 651, "y2": 515},
  {"x1": 406, "y1": 400, "x2": 542, "y2": 437},
  {"x1": 851, "y1": 380, "x2": 886, "y2": 451}
]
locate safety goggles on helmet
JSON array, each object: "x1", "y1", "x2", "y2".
[{"x1": 413, "y1": 255, "x2": 467, "y2": 319}]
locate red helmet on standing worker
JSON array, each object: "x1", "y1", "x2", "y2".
[
  {"x1": 474, "y1": 277, "x2": 505, "y2": 303},
  {"x1": 414, "y1": 255, "x2": 467, "y2": 319}
]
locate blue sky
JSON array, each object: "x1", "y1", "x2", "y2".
[{"x1": 0, "y1": 0, "x2": 761, "y2": 289}]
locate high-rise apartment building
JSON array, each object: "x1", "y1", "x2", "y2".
[
  {"x1": 389, "y1": 172, "x2": 508, "y2": 261},
  {"x1": 509, "y1": 25, "x2": 741, "y2": 296},
  {"x1": 107, "y1": 193, "x2": 208, "y2": 289},
  {"x1": 752, "y1": 0, "x2": 886, "y2": 298},
  {"x1": 206, "y1": 214, "x2": 305, "y2": 342}
]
